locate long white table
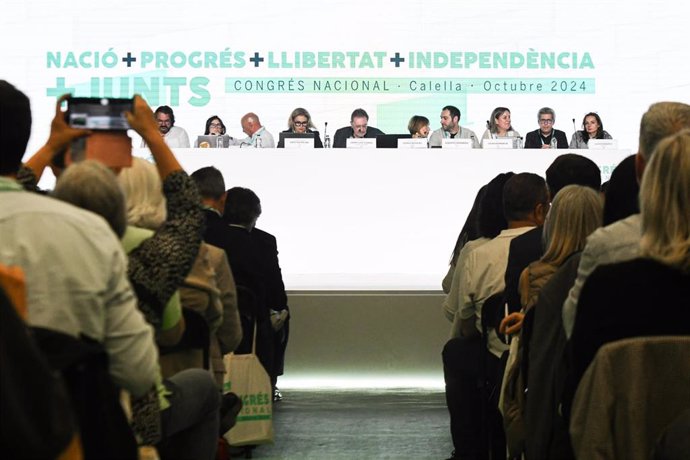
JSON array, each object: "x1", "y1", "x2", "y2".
[{"x1": 135, "y1": 148, "x2": 631, "y2": 291}]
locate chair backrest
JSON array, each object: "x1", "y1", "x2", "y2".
[
  {"x1": 31, "y1": 327, "x2": 139, "y2": 460},
  {"x1": 570, "y1": 336, "x2": 690, "y2": 460},
  {"x1": 159, "y1": 308, "x2": 211, "y2": 369},
  {"x1": 0, "y1": 287, "x2": 80, "y2": 459}
]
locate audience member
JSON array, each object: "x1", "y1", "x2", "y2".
[
  {"x1": 239, "y1": 112, "x2": 276, "y2": 148},
  {"x1": 443, "y1": 173, "x2": 513, "y2": 337},
  {"x1": 481, "y1": 107, "x2": 521, "y2": 147},
  {"x1": 0, "y1": 81, "x2": 159, "y2": 400},
  {"x1": 429, "y1": 105, "x2": 479, "y2": 148},
  {"x1": 498, "y1": 185, "x2": 602, "y2": 458},
  {"x1": 52, "y1": 95, "x2": 221, "y2": 460},
  {"x1": 602, "y1": 154, "x2": 639, "y2": 226},
  {"x1": 441, "y1": 185, "x2": 486, "y2": 294},
  {"x1": 224, "y1": 187, "x2": 290, "y2": 400},
  {"x1": 566, "y1": 129, "x2": 690, "y2": 414},
  {"x1": 503, "y1": 153, "x2": 601, "y2": 313},
  {"x1": 442, "y1": 173, "x2": 548, "y2": 460},
  {"x1": 523, "y1": 107, "x2": 569, "y2": 149},
  {"x1": 562, "y1": 101, "x2": 690, "y2": 338},
  {"x1": 141, "y1": 105, "x2": 190, "y2": 148},
  {"x1": 277, "y1": 107, "x2": 323, "y2": 148},
  {"x1": 501, "y1": 184, "x2": 603, "y2": 334},
  {"x1": 408, "y1": 115, "x2": 431, "y2": 139},
  {"x1": 458, "y1": 173, "x2": 548, "y2": 352},
  {"x1": 333, "y1": 108, "x2": 384, "y2": 147},
  {"x1": 569, "y1": 112, "x2": 613, "y2": 149}
]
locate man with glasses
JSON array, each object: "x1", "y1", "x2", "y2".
[
  {"x1": 333, "y1": 108, "x2": 384, "y2": 148},
  {"x1": 141, "y1": 105, "x2": 190, "y2": 148},
  {"x1": 524, "y1": 107, "x2": 568, "y2": 149}
]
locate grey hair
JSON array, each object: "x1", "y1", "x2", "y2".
[
  {"x1": 537, "y1": 107, "x2": 555, "y2": 122},
  {"x1": 52, "y1": 160, "x2": 127, "y2": 238}
]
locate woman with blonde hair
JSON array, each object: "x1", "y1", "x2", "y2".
[
  {"x1": 569, "y1": 128, "x2": 690, "y2": 391},
  {"x1": 277, "y1": 107, "x2": 324, "y2": 148}
]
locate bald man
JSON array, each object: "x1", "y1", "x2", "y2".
[{"x1": 239, "y1": 112, "x2": 275, "y2": 148}]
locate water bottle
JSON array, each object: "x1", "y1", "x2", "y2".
[
  {"x1": 550, "y1": 137, "x2": 558, "y2": 149},
  {"x1": 217, "y1": 135, "x2": 224, "y2": 148}
]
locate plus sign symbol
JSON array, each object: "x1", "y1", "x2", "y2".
[
  {"x1": 122, "y1": 52, "x2": 137, "y2": 67},
  {"x1": 390, "y1": 52, "x2": 405, "y2": 68},
  {"x1": 249, "y1": 52, "x2": 264, "y2": 67}
]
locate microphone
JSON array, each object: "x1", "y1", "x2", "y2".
[
  {"x1": 324, "y1": 121, "x2": 331, "y2": 148},
  {"x1": 572, "y1": 118, "x2": 577, "y2": 132},
  {"x1": 486, "y1": 120, "x2": 490, "y2": 130}
]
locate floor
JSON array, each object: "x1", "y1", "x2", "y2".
[{"x1": 236, "y1": 388, "x2": 453, "y2": 459}]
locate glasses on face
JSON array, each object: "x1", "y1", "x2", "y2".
[
  {"x1": 353, "y1": 124, "x2": 367, "y2": 130},
  {"x1": 210, "y1": 123, "x2": 223, "y2": 128},
  {"x1": 293, "y1": 120, "x2": 308, "y2": 127},
  {"x1": 157, "y1": 118, "x2": 172, "y2": 125},
  {"x1": 539, "y1": 119, "x2": 554, "y2": 125}
]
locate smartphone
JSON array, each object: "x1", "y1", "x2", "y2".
[
  {"x1": 65, "y1": 97, "x2": 134, "y2": 168},
  {"x1": 65, "y1": 97, "x2": 132, "y2": 130}
]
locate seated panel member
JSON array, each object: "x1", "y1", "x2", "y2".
[
  {"x1": 277, "y1": 107, "x2": 323, "y2": 148},
  {"x1": 141, "y1": 105, "x2": 191, "y2": 148},
  {"x1": 523, "y1": 107, "x2": 569, "y2": 149},
  {"x1": 569, "y1": 112, "x2": 613, "y2": 149},
  {"x1": 239, "y1": 112, "x2": 275, "y2": 148},
  {"x1": 429, "y1": 105, "x2": 479, "y2": 148},
  {"x1": 333, "y1": 108, "x2": 384, "y2": 148},
  {"x1": 408, "y1": 115, "x2": 431, "y2": 139},
  {"x1": 194, "y1": 115, "x2": 235, "y2": 147},
  {"x1": 480, "y1": 106, "x2": 521, "y2": 147}
]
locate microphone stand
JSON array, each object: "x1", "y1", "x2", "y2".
[{"x1": 324, "y1": 122, "x2": 331, "y2": 148}]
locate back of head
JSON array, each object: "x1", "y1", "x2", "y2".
[
  {"x1": 477, "y1": 172, "x2": 514, "y2": 237},
  {"x1": 0, "y1": 81, "x2": 32, "y2": 176},
  {"x1": 224, "y1": 187, "x2": 261, "y2": 227},
  {"x1": 639, "y1": 129, "x2": 690, "y2": 271},
  {"x1": 53, "y1": 160, "x2": 127, "y2": 238},
  {"x1": 541, "y1": 185, "x2": 603, "y2": 266},
  {"x1": 639, "y1": 102, "x2": 690, "y2": 161},
  {"x1": 545, "y1": 153, "x2": 601, "y2": 198},
  {"x1": 503, "y1": 173, "x2": 548, "y2": 222},
  {"x1": 117, "y1": 157, "x2": 166, "y2": 230},
  {"x1": 603, "y1": 155, "x2": 640, "y2": 226},
  {"x1": 190, "y1": 166, "x2": 225, "y2": 200}
]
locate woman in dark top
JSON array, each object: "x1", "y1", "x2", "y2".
[
  {"x1": 277, "y1": 107, "x2": 323, "y2": 148},
  {"x1": 568, "y1": 129, "x2": 690, "y2": 408}
]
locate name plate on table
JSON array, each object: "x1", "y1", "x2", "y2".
[
  {"x1": 398, "y1": 138, "x2": 429, "y2": 149},
  {"x1": 346, "y1": 138, "x2": 377, "y2": 149},
  {"x1": 588, "y1": 139, "x2": 618, "y2": 150},
  {"x1": 483, "y1": 138, "x2": 514, "y2": 149},
  {"x1": 442, "y1": 138, "x2": 474, "y2": 149},
  {"x1": 284, "y1": 138, "x2": 315, "y2": 149}
]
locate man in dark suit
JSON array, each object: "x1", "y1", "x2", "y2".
[
  {"x1": 503, "y1": 154, "x2": 601, "y2": 313},
  {"x1": 332, "y1": 108, "x2": 384, "y2": 148},
  {"x1": 523, "y1": 107, "x2": 569, "y2": 149},
  {"x1": 223, "y1": 187, "x2": 289, "y2": 399}
]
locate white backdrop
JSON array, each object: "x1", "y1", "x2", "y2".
[{"x1": 2, "y1": 0, "x2": 687, "y2": 289}]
